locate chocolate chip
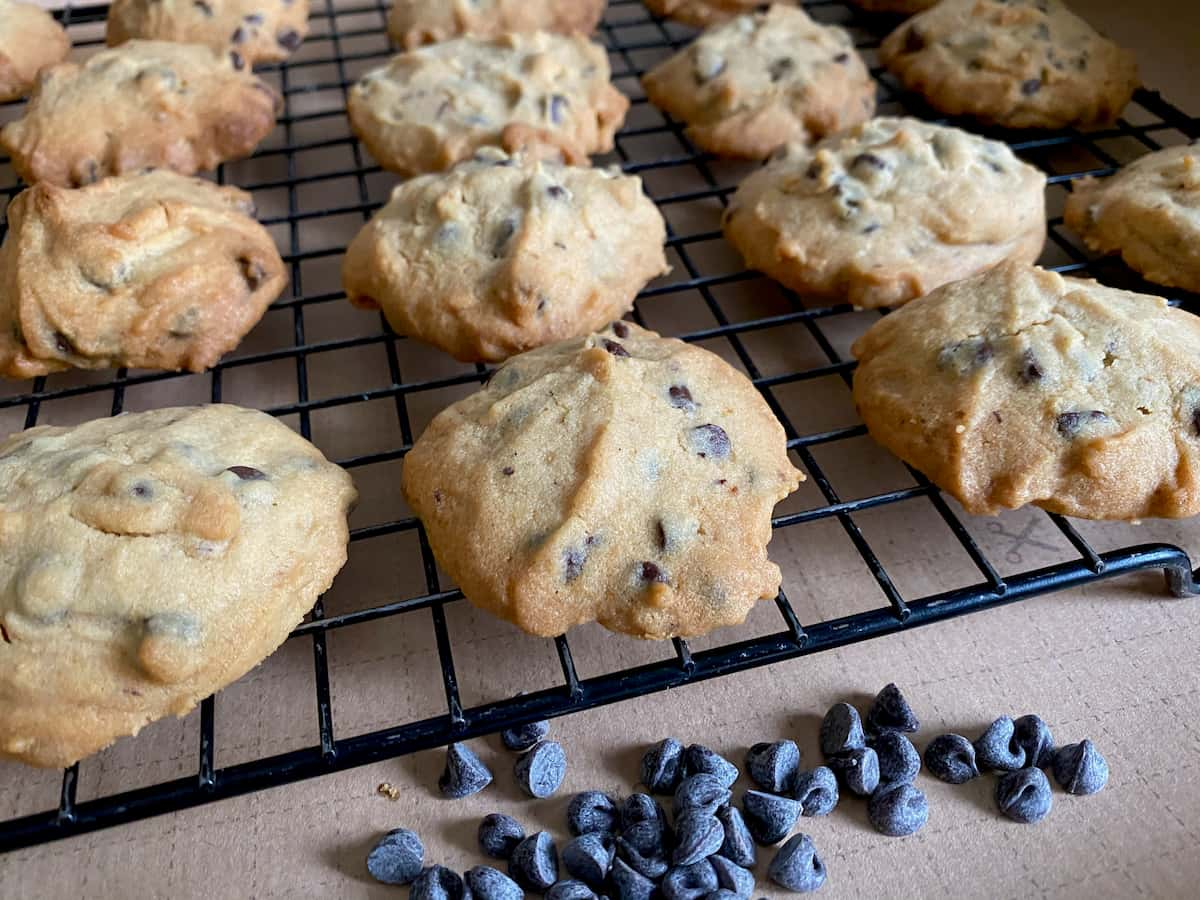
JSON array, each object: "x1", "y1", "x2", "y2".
[
  {"x1": 547, "y1": 880, "x2": 597, "y2": 900},
  {"x1": 768, "y1": 58, "x2": 795, "y2": 82},
  {"x1": 833, "y1": 52, "x2": 850, "y2": 63},
  {"x1": 567, "y1": 791, "x2": 618, "y2": 837},
  {"x1": 479, "y1": 813, "x2": 525, "y2": 859},
  {"x1": 668, "y1": 385, "x2": 696, "y2": 412},
  {"x1": 641, "y1": 738, "x2": 684, "y2": 794},
  {"x1": 367, "y1": 829, "x2": 424, "y2": 885},
  {"x1": 716, "y1": 805, "x2": 756, "y2": 868},
  {"x1": 767, "y1": 833, "x2": 825, "y2": 893},
  {"x1": 673, "y1": 773, "x2": 731, "y2": 819},
  {"x1": 924, "y1": 734, "x2": 979, "y2": 784},
  {"x1": 611, "y1": 321, "x2": 630, "y2": 338},
  {"x1": 827, "y1": 746, "x2": 879, "y2": 796},
  {"x1": 54, "y1": 331, "x2": 75, "y2": 355},
  {"x1": 618, "y1": 822, "x2": 667, "y2": 871},
  {"x1": 243, "y1": 12, "x2": 263, "y2": 24},
  {"x1": 1051, "y1": 740, "x2": 1108, "y2": 795},
  {"x1": 672, "y1": 811, "x2": 723, "y2": 866},
  {"x1": 661, "y1": 859, "x2": 718, "y2": 898},
  {"x1": 610, "y1": 857, "x2": 656, "y2": 900},
  {"x1": 937, "y1": 337, "x2": 993, "y2": 374},
  {"x1": 1013, "y1": 714, "x2": 1055, "y2": 768},
  {"x1": 862, "y1": 222, "x2": 881, "y2": 235},
  {"x1": 682, "y1": 744, "x2": 737, "y2": 787},
  {"x1": 603, "y1": 339, "x2": 630, "y2": 358},
  {"x1": 226, "y1": 465, "x2": 266, "y2": 480},
  {"x1": 1056, "y1": 410, "x2": 1108, "y2": 438},
  {"x1": 547, "y1": 185, "x2": 568, "y2": 199},
  {"x1": 439, "y1": 742, "x2": 493, "y2": 798},
  {"x1": 238, "y1": 256, "x2": 267, "y2": 289},
  {"x1": 869, "y1": 731, "x2": 921, "y2": 786},
  {"x1": 130, "y1": 481, "x2": 154, "y2": 499},
  {"x1": 509, "y1": 832, "x2": 560, "y2": 892},
  {"x1": 277, "y1": 28, "x2": 302, "y2": 50},
  {"x1": 501, "y1": 719, "x2": 549, "y2": 752},
  {"x1": 746, "y1": 741, "x2": 800, "y2": 795},
  {"x1": 996, "y1": 767, "x2": 1052, "y2": 823},
  {"x1": 561, "y1": 833, "x2": 614, "y2": 886},
  {"x1": 230, "y1": 51, "x2": 245, "y2": 71},
  {"x1": 563, "y1": 535, "x2": 598, "y2": 582},
  {"x1": 193, "y1": 0, "x2": 212, "y2": 15},
  {"x1": 1192, "y1": 406, "x2": 1200, "y2": 436},
  {"x1": 515, "y1": 741, "x2": 567, "y2": 798},
  {"x1": 741, "y1": 790, "x2": 800, "y2": 845},
  {"x1": 466, "y1": 866, "x2": 523, "y2": 900},
  {"x1": 548, "y1": 94, "x2": 569, "y2": 124},
  {"x1": 75, "y1": 159, "x2": 100, "y2": 186},
  {"x1": 805, "y1": 160, "x2": 823, "y2": 179},
  {"x1": 708, "y1": 855, "x2": 754, "y2": 898},
  {"x1": 1035, "y1": 22, "x2": 1051, "y2": 40},
  {"x1": 620, "y1": 794, "x2": 663, "y2": 831},
  {"x1": 868, "y1": 782, "x2": 929, "y2": 837},
  {"x1": 866, "y1": 683, "x2": 920, "y2": 735},
  {"x1": 792, "y1": 766, "x2": 838, "y2": 817},
  {"x1": 492, "y1": 218, "x2": 518, "y2": 258},
  {"x1": 974, "y1": 716, "x2": 1025, "y2": 771},
  {"x1": 410, "y1": 865, "x2": 467, "y2": 900},
  {"x1": 1021, "y1": 78, "x2": 1042, "y2": 95},
  {"x1": 1018, "y1": 349, "x2": 1044, "y2": 384},
  {"x1": 688, "y1": 424, "x2": 730, "y2": 460},
  {"x1": 852, "y1": 152, "x2": 888, "y2": 172},
  {"x1": 902, "y1": 27, "x2": 925, "y2": 54},
  {"x1": 654, "y1": 520, "x2": 668, "y2": 552},
  {"x1": 639, "y1": 561, "x2": 668, "y2": 584},
  {"x1": 231, "y1": 26, "x2": 247, "y2": 44}
]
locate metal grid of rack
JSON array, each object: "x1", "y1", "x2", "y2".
[{"x1": 0, "y1": 0, "x2": 1197, "y2": 852}]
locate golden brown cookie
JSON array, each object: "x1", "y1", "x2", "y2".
[
  {"x1": 106, "y1": 0, "x2": 311, "y2": 65},
  {"x1": 722, "y1": 117, "x2": 1046, "y2": 308},
  {"x1": 880, "y1": 0, "x2": 1138, "y2": 130},
  {"x1": 347, "y1": 32, "x2": 628, "y2": 178},
  {"x1": 402, "y1": 322, "x2": 804, "y2": 639},
  {"x1": 0, "y1": 170, "x2": 286, "y2": 379},
  {"x1": 388, "y1": 0, "x2": 605, "y2": 49},
  {"x1": 1064, "y1": 144, "x2": 1200, "y2": 295},
  {"x1": 343, "y1": 149, "x2": 668, "y2": 363},
  {"x1": 0, "y1": 404, "x2": 356, "y2": 768},
  {"x1": 0, "y1": 40, "x2": 280, "y2": 187},
  {"x1": 852, "y1": 262, "x2": 1200, "y2": 520},
  {"x1": 0, "y1": 0, "x2": 70, "y2": 102},
  {"x1": 641, "y1": 5, "x2": 875, "y2": 160},
  {"x1": 644, "y1": 0, "x2": 790, "y2": 28}
]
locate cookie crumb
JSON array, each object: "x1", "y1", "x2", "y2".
[{"x1": 377, "y1": 782, "x2": 400, "y2": 800}]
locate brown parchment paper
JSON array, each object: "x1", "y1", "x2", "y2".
[{"x1": 1, "y1": 1, "x2": 1198, "y2": 897}]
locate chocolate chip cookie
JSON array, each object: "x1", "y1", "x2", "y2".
[
  {"x1": 343, "y1": 149, "x2": 668, "y2": 363},
  {"x1": 722, "y1": 117, "x2": 1046, "y2": 308},
  {"x1": 644, "y1": 0, "x2": 786, "y2": 28},
  {"x1": 347, "y1": 32, "x2": 628, "y2": 177},
  {"x1": 0, "y1": 40, "x2": 280, "y2": 187},
  {"x1": 0, "y1": 170, "x2": 286, "y2": 379},
  {"x1": 880, "y1": 0, "x2": 1139, "y2": 130},
  {"x1": 0, "y1": 0, "x2": 70, "y2": 102},
  {"x1": 641, "y1": 5, "x2": 875, "y2": 160},
  {"x1": 852, "y1": 262, "x2": 1200, "y2": 520},
  {"x1": 106, "y1": 0, "x2": 310, "y2": 66},
  {"x1": 402, "y1": 322, "x2": 804, "y2": 638},
  {"x1": 0, "y1": 404, "x2": 356, "y2": 767},
  {"x1": 388, "y1": 0, "x2": 605, "y2": 49},
  {"x1": 1064, "y1": 144, "x2": 1200, "y2": 295}
]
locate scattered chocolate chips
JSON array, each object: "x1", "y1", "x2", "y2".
[
  {"x1": 745, "y1": 740, "x2": 801, "y2": 795},
  {"x1": 996, "y1": 767, "x2": 1053, "y2": 823},
  {"x1": 226, "y1": 465, "x2": 266, "y2": 481},
  {"x1": 410, "y1": 865, "x2": 468, "y2": 900},
  {"x1": 687, "y1": 424, "x2": 730, "y2": 460},
  {"x1": 562, "y1": 833, "x2": 615, "y2": 886},
  {"x1": 1052, "y1": 740, "x2": 1108, "y2": 795},
  {"x1": 610, "y1": 856, "x2": 657, "y2": 900},
  {"x1": 866, "y1": 683, "x2": 920, "y2": 735},
  {"x1": 1013, "y1": 714, "x2": 1055, "y2": 769},
  {"x1": 366, "y1": 828, "x2": 424, "y2": 885},
  {"x1": 741, "y1": 790, "x2": 800, "y2": 845},
  {"x1": 515, "y1": 741, "x2": 567, "y2": 798},
  {"x1": 827, "y1": 746, "x2": 879, "y2": 797},
  {"x1": 661, "y1": 859, "x2": 717, "y2": 899},
  {"x1": 870, "y1": 731, "x2": 921, "y2": 786},
  {"x1": 466, "y1": 865, "x2": 523, "y2": 900},
  {"x1": 501, "y1": 719, "x2": 549, "y2": 752},
  {"x1": 603, "y1": 339, "x2": 630, "y2": 358},
  {"x1": 671, "y1": 810, "x2": 724, "y2": 866},
  {"x1": 924, "y1": 734, "x2": 979, "y2": 784},
  {"x1": 439, "y1": 743, "x2": 493, "y2": 798},
  {"x1": 974, "y1": 717, "x2": 1026, "y2": 771},
  {"x1": 567, "y1": 791, "x2": 618, "y2": 836},
  {"x1": 1056, "y1": 410, "x2": 1109, "y2": 438},
  {"x1": 641, "y1": 738, "x2": 685, "y2": 794},
  {"x1": 673, "y1": 773, "x2": 731, "y2": 819},
  {"x1": 820, "y1": 702, "x2": 866, "y2": 757},
  {"x1": 547, "y1": 880, "x2": 598, "y2": 900},
  {"x1": 509, "y1": 832, "x2": 560, "y2": 892},
  {"x1": 709, "y1": 854, "x2": 754, "y2": 897},
  {"x1": 768, "y1": 833, "x2": 826, "y2": 893},
  {"x1": 277, "y1": 28, "x2": 302, "y2": 50},
  {"x1": 792, "y1": 766, "x2": 839, "y2": 817},
  {"x1": 620, "y1": 793, "x2": 664, "y2": 830},
  {"x1": 682, "y1": 744, "x2": 738, "y2": 788},
  {"x1": 868, "y1": 782, "x2": 929, "y2": 837},
  {"x1": 479, "y1": 813, "x2": 525, "y2": 859},
  {"x1": 616, "y1": 832, "x2": 668, "y2": 881}
]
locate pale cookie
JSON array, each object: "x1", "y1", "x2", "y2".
[
  {"x1": 880, "y1": 0, "x2": 1138, "y2": 130},
  {"x1": 0, "y1": 40, "x2": 280, "y2": 187},
  {"x1": 0, "y1": 0, "x2": 70, "y2": 102},
  {"x1": 347, "y1": 32, "x2": 628, "y2": 178},
  {"x1": 644, "y1": 0, "x2": 791, "y2": 28},
  {"x1": 849, "y1": 0, "x2": 935, "y2": 14},
  {"x1": 641, "y1": 5, "x2": 875, "y2": 160},
  {"x1": 343, "y1": 149, "x2": 669, "y2": 363},
  {"x1": 722, "y1": 117, "x2": 1046, "y2": 309},
  {"x1": 852, "y1": 262, "x2": 1200, "y2": 520},
  {"x1": 0, "y1": 404, "x2": 356, "y2": 767},
  {"x1": 0, "y1": 170, "x2": 286, "y2": 379},
  {"x1": 1064, "y1": 144, "x2": 1200, "y2": 295},
  {"x1": 107, "y1": 0, "x2": 310, "y2": 66},
  {"x1": 402, "y1": 322, "x2": 804, "y2": 638},
  {"x1": 388, "y1": 0, "x2": 605, "y2": 49}
]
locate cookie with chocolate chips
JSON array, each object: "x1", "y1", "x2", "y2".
[
  {"x1": 347, "y1": 32, "x2": 628, "y2": 178},
  {"x1": 0, "y1": 169, "x2": 286, "y2": 379},
  {"x1": 852, "y1": 262, "x2": 1200, "y2": 519},
  {"x1": 880, "y1": 0, "x2": 1138, "y2": 130},
  {"x1": 0, "y1": 405, "x2": 356, "y2": 767},
  {"x1": 641, "y1": 5, "x2": 875, "y2": 160},
  {"x1": 402, "y1": 323, "x2": 804, "y2": 638},
  {"x1": 343, "y1": 149, "x2": 668, "y2": 363},
  {"x1": 722, "y1": 117, "x2": 1046, "y2": 308},
  {"x1": 388, "y1": 0, "x2": 605, "y2": 49},
  {"x1": 0, "y1": 0, "x2": 71, "y2": 102},
  {"x1": 1065, "y1": 144, "x2": 1200, "y2": 295},
  {"x1": 0, "y1": 40, "x2": 280, "y2": 187},
  {"x1": 644, "y1": 0, "x2": 787, "y2": 28}
]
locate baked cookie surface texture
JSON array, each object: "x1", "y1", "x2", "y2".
[
  {"x1": 1065, "y1": 144, "x2": 1200, "y2": 294},
  {"x1": 643, "y1": 0, "x2": 786, "y2": 28},
  {"x1": 347, "y1": 32, "x2": 628, "y2": 177},
  {"x1": 852, "y1": 262, "x2": 1200, "y2": 520},
  {"x1": 0, "y1": 40, "x2": 280, "y2": 187},
  {"x1": 388, "y1": 0, "x2": 605, "y2": 49},
  {"x1": 343, "y1": 149, "x2": 669, "y2": 363},
  {"x1": 0, "y1": 404, "x2": 357, "y2": 767},
  {"x1": 641, "y1": 5, "x2": 875, "y2": 160},
  {"x1": 0, "y1": 170, "x2": 286, "y2": 378},
  {"x1": 880, "y1": 0, "x2": 1138, "y2": 129},
  {"x1": 723, "y1": 117, "x2": 1046, "y2": 308},
  {"x1": 0, "y1": 0, "x2": 70, "y2": 102},
  {"x1": 402, "y1": 323, "x2": 804, "y2": 638}
]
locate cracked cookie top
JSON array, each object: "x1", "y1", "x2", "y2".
[
  {"x1": 852, "y1": 262, "x2": 1200, "y2": 519},
  {"x1": 0, "y1": 0, "x2": 71, "y2": 102},
  {"x1": 402, "y1": 322, "x2": 804, "y2": 638}
]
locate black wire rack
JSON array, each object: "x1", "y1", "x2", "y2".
[{"x1": 0, "y1": 0, "x2": 1197, "y2": 853}]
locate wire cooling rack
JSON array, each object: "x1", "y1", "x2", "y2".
[{"x1": 0, "y1": 0, "x2": 1197, "y2": 852}]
